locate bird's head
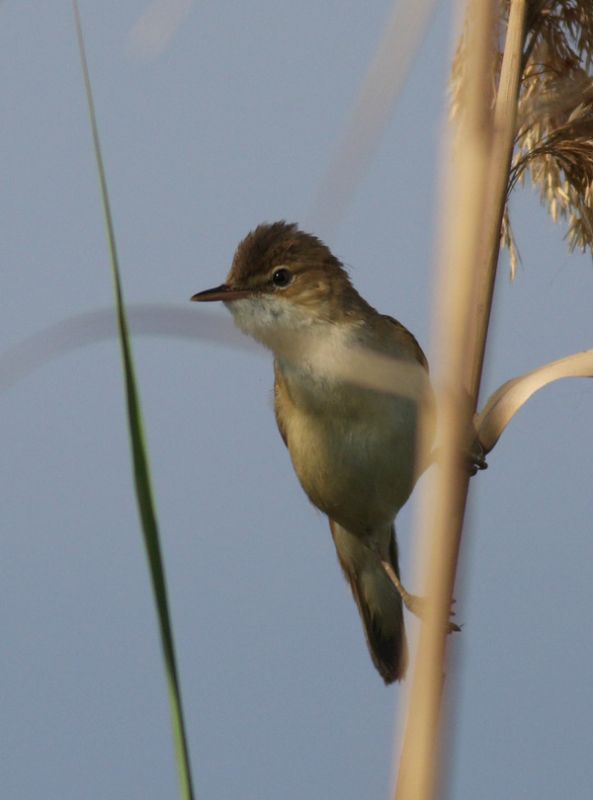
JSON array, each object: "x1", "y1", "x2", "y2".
[{"x1": 191, "y1": 222, "x2": 363, "y2": 346}]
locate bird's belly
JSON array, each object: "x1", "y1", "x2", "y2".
[{"x1": 285, "y1": 397, "x2": 418, "y2": 534}]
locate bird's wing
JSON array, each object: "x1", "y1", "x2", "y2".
[
  {"x1": 379, "y1": 314, "x2": 436, "y2": 466},
  {"x1": 273, "y1": 360, "x2": 289, "y2": 447},
  {"x1": 379, "y1": 314, "x2": 429, "y2": 371}
]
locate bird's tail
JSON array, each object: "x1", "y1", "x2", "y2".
[{"x1": 330, "y1": 521, "x2": 407, "y2": 683}]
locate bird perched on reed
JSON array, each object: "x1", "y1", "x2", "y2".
[{"x1": 192, "y1": 221, "x2": 434, "y2": 683}]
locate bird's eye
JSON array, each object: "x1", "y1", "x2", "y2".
[{"x1": 271, "y1": 268, "x2": 293, "y2": 287}]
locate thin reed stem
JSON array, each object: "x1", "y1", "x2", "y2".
[
  {"x1": 395, "y1": 2, "x2": 528, "y2": 799},
  {"x1": 468, "y1": 0, "x2": 528, "y2": 401}
]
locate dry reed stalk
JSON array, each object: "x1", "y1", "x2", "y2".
[
  {"x1": 394, "y1": 2, "x2": 528, "y2": 799},
  {"x1": 468, "y1": 0, "x2": 528, "y2": 397}
]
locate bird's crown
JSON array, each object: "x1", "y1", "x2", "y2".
[{"x1": 228, "y1": 221, "x2": 344, "y2": 286}]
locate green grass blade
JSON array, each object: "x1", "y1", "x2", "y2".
[{"x1": 72, "y1": 4, "x2": 196, "y2": 798}]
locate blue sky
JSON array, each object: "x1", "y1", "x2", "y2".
[{"x1": 2, "y1": 3, "x2": 593, "y2": 799}]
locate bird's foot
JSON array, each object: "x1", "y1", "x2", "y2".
[
  {"x1": 467, "y1": 438, "x2": 488, "y2": 476},
  {"x1": 402, "y1": 592, "x2": 461, "y2": 633},
  {"x1": 428, "y1": 442, "x2": 488, "y2": 476},
  {"x1": 380, "y1": 558, "x2": 460, "y2": 633}
]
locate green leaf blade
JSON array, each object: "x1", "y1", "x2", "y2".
[{"x1": 72, "y1": 4, "x2": 196, "y2": 798}]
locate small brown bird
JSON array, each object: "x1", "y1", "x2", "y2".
[{"x1": 192, "y1": 222, "x2": 432, "y2": 683}]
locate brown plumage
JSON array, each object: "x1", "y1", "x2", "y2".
[{"x1": 192, "y1": 221, "x2": 431, "y2": 683}]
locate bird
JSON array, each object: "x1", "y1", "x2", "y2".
[{"x1": 191, "y1": 221, "x2": 434, "y2": 683}]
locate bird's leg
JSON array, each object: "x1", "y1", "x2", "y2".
[{"x1": 379, "y1": 556, "x2": 461, "y2": 634}]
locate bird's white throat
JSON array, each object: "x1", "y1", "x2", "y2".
[
  {"x1": 226, "y1": 294, "x2": 378, "y2": 406},
  {"x1": 226, "y1": 295, "x2": 337, "y2": 350}
]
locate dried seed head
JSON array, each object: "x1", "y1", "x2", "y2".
[{"x1": 452, "y1": 1, "x2": 593, "y2": 268}]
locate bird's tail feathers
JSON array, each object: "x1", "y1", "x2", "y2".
[{"x1": 330, "y1": 521, "x2": 407, "y2": 683}]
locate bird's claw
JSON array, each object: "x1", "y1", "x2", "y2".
[
  {"x1": 401, "y1": 592, "x2": 460, "y2": 634},
  {"x1": 468, "y1": 448, "x2": 488, "y2": 475},
  {"x1": 379, "y1": 557, "x2": 460, "y2": 633},
  {"x1": 429, "y1": 437, "x2": 488, "y2": 476}
]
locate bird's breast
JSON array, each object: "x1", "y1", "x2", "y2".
[{"x1": 277, "y1": 361, "x2": 420, "y2": 533}]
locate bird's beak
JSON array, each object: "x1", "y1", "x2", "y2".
[{"x1": 191, "y1": 283, "x2": 251, "y2": 302}]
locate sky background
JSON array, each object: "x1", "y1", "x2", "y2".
[{"x1": 2, "y1": 2, "x2": 593, "y2": 799}]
